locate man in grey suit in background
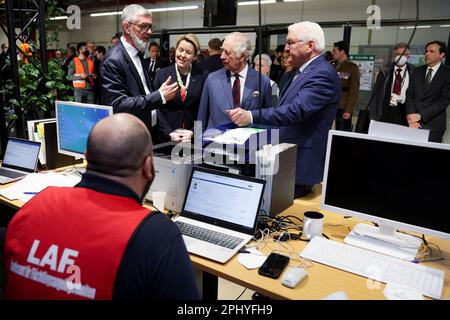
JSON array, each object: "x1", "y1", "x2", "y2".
[{"x1": 197, "y1": 32, "x2": 272, "y2": 131}]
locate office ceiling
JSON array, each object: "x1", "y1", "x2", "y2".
[{"x1": 61, "y1": 0, "x2": 183, "y2": 10}]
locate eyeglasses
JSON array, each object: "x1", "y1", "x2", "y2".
[
  {"x1": 284, "y1": 39, "x2": 305, "y2": 49},
  {"x1": 129, "y1": 22, "x2": 153, "y2": 32}
]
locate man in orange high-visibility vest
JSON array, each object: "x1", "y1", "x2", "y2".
[{"x1": 68, "y1": 42, "x2": 96, "y2": 103}]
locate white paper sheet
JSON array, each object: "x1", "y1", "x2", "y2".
[
  {"x1": 237, "y1": 248, "x2": 267, "y2": 269},
  {"x1": 210, "y1": 128, "x2": 265, "y2": 145},
  {"x1": 0, "y1": 172, "x2": 81, "y2": 202}
]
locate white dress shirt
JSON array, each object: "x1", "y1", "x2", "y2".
[
  {"x1": 426, "y1": 62, "x2": 441, "y2": 84},
  {"x1": 299, "y1": 54, "x2": 321, "y2": 73},
  {"x1": 390, "y1": 64, "x2": 409, "y2": 104}
]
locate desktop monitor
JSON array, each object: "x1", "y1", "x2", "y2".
[
  {"x1": 321, "y1": 130, "x2": 450, "y2": 258},
  {"x1": 55, "y1": 101, "x2": 112, "y2": 158}
]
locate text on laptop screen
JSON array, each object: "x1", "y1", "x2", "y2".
[
  {"x1": 183, "y1": 170, "x2": 264, "y2": 229},
  {"x1": 56, "y1": 102, "x2": 112, "y2": 157},
  {"x1": 3, "y1": 139, "x2": 40, "y2": 170}
]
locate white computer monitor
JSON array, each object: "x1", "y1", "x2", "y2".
[
  {"x1": 321, "y1": 130, "x2": 450, "y2": 259},
  {"x1": 55, "y1": 101, "x2": 113, "y2": 159}
]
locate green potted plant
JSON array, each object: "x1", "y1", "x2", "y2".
[{"x1": 2, "y1": 0, "x2": 73, "y2": 136}]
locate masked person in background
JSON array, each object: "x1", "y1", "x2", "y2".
[
  {"x1": 69, "y1": 42, "x2": 96, "y2": 104},
  {"x1": 369, "y1": 43, "x2": 414, "y2": 126}
]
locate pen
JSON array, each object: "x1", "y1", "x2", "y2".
[{"x1": 23, "y1": 192, "x2": 38, "y2": 195}]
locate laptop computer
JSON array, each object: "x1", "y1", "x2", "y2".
[
  {"x1": 0, "y1": 138, "x2": 41, "y2": 184},
  {"x1": 173, "y1": 166, "x2": 266, "y2": 263}
]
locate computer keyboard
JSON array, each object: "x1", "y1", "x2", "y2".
[
  {"x1": 175, "y1": 221, "x2": 243, "y2": 249},
  {"x1": 300, "y1": 237, "x2": 445, "y2": 299},
  {"x1": 0, "y1": 168, "x2": 25, "y2": 178}
]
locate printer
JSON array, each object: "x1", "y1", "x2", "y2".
[
  {"x1": 255, "y1": 143, "x2": 297, "y2": 217},
  {"x1": 201, "y1": 126, "x2": 297, "y2": 217},
  {"x1": 145, "y1": 142, "x2": 202, "y2": 212}
]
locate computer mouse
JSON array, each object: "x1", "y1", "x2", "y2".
[{"x1": 281, "y1": 267, "x2": 307, "y2": 288}]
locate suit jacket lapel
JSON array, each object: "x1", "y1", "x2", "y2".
[
  {"x1": 280, "y1": 70, "x2": 304, "y2": 105},
  {"x1": 279, "y1": 55, "x2": 324, "y2": 105},
  {"x1": 118, "y1": 41, "x2": 147, "y2": 94},
  {"x1": 185, "y1": 67, "x2": 200, "y2": 106},
  {"x1": 425, "y1": 64, "x2": 444, "y2": 95},
  {"x1": 221, "y1": 70, "x2": 233, "y2": 107},
  {"x1": 241, "y1": 68, "x2": 255, "y2": 109}
]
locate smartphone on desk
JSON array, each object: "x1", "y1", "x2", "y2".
[{"x1": 258, "y1": 253, "x2": 290, "y2": 279}]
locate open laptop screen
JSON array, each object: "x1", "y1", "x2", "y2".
[
  {"x1": 182, "y1": 167, "x2": 265, "y2": 234},
  {"x1": 3, "y1": 138, "x2": 41, "y2": 172}
]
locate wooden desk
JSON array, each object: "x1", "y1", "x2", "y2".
[
  {"x1": 2, "y1": 181, "x2": 449, "y2": 300},
  {"x1": 0, "y1": 165, "x2": 85, "y2": 211},
  {"x1": 0, "y1": 182, "x2": 25, "y2": 210},
  {"x1": 191, "y1": 185, "x2": 450, "y2": 300}
]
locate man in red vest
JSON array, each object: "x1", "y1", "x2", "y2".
[{"x1": 3, "y1": 113, "x2": 199, "y2": 300}]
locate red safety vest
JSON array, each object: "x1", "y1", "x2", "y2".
[
  {"x1": 72, "y1": 57, "x2": 95, "y2": 89},
  {"x1": 4, "y1": 186, "x2": 151, "y2": 300}
]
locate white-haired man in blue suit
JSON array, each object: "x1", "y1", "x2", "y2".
[
  {"x1": 197, "y1": 32, "x2": 272, "y2": 131},
  {"x1": 229, "y1": 22, "x2": 341, "y2": 198}
]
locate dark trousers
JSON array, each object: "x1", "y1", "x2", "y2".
[
  {"x1": 428, "y1": 131, "x2": 444, "y2": 143},
  {"x1": 295, "y1": 185, "x2": 313, "y2": 198},
  {"x1": 380, "y1": 103, "x2": 407, "y2": 126},
  {"x1": 74, "y1": 89, "x2": 95, "y2": 104},
  {"x1": 335, "y1": 109, "x2": 352, "y2": 131}
]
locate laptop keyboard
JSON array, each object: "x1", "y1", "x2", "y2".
[
  {"x1": 0, "y1": 168, "x2": 25, "y2": 178},
  {"x1": 175, "y1": 221, "x2": 244, "y2": 249}
]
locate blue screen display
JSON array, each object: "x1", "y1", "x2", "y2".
[{"x1": 57, "y1": 103, "x2": 111, "y2": 156}]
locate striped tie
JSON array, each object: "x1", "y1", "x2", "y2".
[
  {"x1": 425, "y1": 68, "x2": 433, "y2": 86},
  {"x1": 232, "y1": 73, "x2": 241, "y2": 108}
]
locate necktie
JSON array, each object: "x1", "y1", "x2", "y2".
[
  {"x1": 232, "y1": 73, "x2": 241, "y2": 108},
  {"x1": 392, "y1": 68, "x2": 402, "y2": 95},
  {"x1": 425, "y1": 68, "x2": 433, "y2": 85}
]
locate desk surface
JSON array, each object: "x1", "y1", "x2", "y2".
[
  {"x1": 0, "y1": 183, "x2": 26, "y2": 210},
  {"x1": 190, "y1": 185, "x2": 450, "y2": 300},
  {"x1": 2, "y1": 180, "x2": 449, "y2": 300}
]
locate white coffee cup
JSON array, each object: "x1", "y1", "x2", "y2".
[
  {"x1": 152, "y1": 191, "x2": 166, "y2": 212},
  {"x1": 302, "y1": 211, "x2": 324, "y2": 240}
]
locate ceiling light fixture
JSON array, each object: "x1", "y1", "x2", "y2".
[{"x1": 238, "y1": 0, "x2": 276, "y2": 6}]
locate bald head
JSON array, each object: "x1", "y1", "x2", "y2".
[{"x1": 86, "y1": 113, "x2": 153, "y2": 177}]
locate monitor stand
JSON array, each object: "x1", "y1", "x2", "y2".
[{"x1": 344, "y1": 223, "x2": 422, "y2": 260}]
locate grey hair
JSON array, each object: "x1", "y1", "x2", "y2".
[
  {"x1": 224, "y1": 32, "x2": 252, "y2": 58},
  {"x1": 253, "y1": 54, "x2": 272, "y2": 67},
  {"x1": 121, "y1": 4, "x2": 152, "y2": 24},
  {"x1": 288, "y1": 21, "x2": 325, "y2": 53}
]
